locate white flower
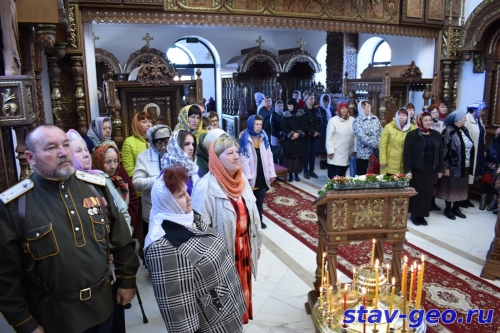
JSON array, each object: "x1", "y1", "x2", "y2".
[
  {"x1": 376, "y1": 174, "x2": 384, "y2": 181},
  {"x1": 358, "y1": 175, "x2": 366, "y2": 181}
]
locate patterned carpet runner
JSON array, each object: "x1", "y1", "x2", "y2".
[{"x1": 263, "y1": 181, "x2": 500, "y2": 333}]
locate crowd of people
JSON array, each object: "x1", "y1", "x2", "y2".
[{"x1": 0, "y1": 91, "x2": 493, "y2": 333}]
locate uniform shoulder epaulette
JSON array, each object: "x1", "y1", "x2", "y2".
[
  {"x1": 74, "y1": 170, "x2": 106, "y2": 186},
  {"x1": 0, "y1": 179, "x2": 34, "y2": 204}
]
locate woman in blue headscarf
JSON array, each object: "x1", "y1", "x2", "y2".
[
  {"x1": 239, "y1": 115, "x2": 276, "y2": 229},
  {"x1": 436, "y1": 109, "x2": 474, "y2": 220}
]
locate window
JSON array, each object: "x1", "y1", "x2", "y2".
[{"x1": 372, "y1": 41, "x2": 391, "y2": 67}]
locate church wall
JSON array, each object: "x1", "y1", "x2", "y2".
[
  {"x1": 92, "y1": 24, "x2": 327, "y2": 113},
  {"x1": 358, "y1": 34, "x2": 435, "y2": 78},
  {"x1": 455, "y1": 0, "x2": 486, "y2": 111}
]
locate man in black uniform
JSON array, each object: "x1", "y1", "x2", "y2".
[{"x1": 0, "y1": 125, "x2": 139, "y2": 333}]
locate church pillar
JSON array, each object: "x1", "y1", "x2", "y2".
[
  {"x1": 46, "y1": 54, "x2": 64, "y2": 130},
  {"x1": 437, "y1": 23, "x2": 463, "y2": 107},
  {"x1": 71, "y1": 55, "x2": 89, "y2": 137},
  {"x1": 326, "y1": 32, "x2": 357, "y2": 94}
]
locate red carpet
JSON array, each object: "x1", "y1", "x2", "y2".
[{"x1": 264, "y1": 181, "x2": 500, "y2": 333}]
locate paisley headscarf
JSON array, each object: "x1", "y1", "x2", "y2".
[
  {"x1": 238, "y1": 115, "x2": 269, "y2": 157},
  {"x1": 92, "y1": 144, "x2": 128, "y2": 200},
  {"x1": 174, "y1": 105, "x2": 203, "y2": 137},
  {"x1": 66, "y1": 129, "x2": 103, "y2": 175}
]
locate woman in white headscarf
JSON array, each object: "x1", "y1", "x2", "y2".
[
  {"x1": 161, "y1": 129, "x2": 201, "y2": 195},
  {"x1": 144, "y1": 166, "x2": 246, "y2": 332}
]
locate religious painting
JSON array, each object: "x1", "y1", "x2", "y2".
[
  {"x1": 272, "y1": 0, "x2": 322, "y2": 15},
  {"x1": 327, "y1": 0, "x2": 354, "y2": 17},
  {"x1": 227, "y1": 0, "x2": 260, "y2": 11},
  {"x1": 182, "y1": 0, "x2": 214, "y2": 9},
  {"x1": 406, "y1": 0, "x2": 423, "y2": 18},
  {"x1": 428, "y1": 0, "x2": 445, "y2": 21}
]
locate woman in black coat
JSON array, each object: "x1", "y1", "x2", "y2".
[
  {"x1": 302, "y1": 92, "x2": 323, "y2": 179},
  {"x1": 436, "y1": 110, "x2": 475, "y2": 220},
  {"x1": 281, "y1": 98, "x2": 307, "y2": 182},
  {"x1": 404, "y1": 112, "x2": 444, "y2": 226}
]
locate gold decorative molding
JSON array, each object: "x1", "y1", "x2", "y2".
[
  {"x1": 1, "y1": 88, "x2": 18, "y2": 117},
  {"x1": 352, "y1": 198, "x2": 384, "y2": 229},
  {"x1": 69, "y1": 6, "x2": 78, "y2": 49},
  {"x1": 330, "y1": 198, "x2": 348, "y2": 231},
  {"x1": 82, "y1": 11, "x2": 439, "y2": 38},
  {"x1": 461, "y1": 0, "x2": 500, "y2": 51},
  {"x1": 390, "y1": 196, "x2": 408, "y2": 229}
]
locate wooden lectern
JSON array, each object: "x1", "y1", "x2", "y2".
[{"x1": 306, "y1": 186, "x2": 416, "y2": 314}]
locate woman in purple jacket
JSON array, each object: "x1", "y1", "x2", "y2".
[{"x1": 239, "y1": 115, "x2": 277, "y2": 229}]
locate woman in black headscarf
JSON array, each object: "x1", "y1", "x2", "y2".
[{"x1": 281, "y1": 98, "x2": 307, "y2": 182}]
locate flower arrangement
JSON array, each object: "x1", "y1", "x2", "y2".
[{"x1": 318, "y1": 173, "x2": 411, "y2": 196}]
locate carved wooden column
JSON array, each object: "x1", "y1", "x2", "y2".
[
  {"x1": 105, "y1": 71, "x2": 124, "y2": 149},
  {"x1": 422, "y1": 84, "x2": 431, "y2": 108},
  {"x1": 452, "y1": 61, "x2": 461, "y2": 110},
  {"x1": 13, "y1": 126, "x2": 31, "y2": 180},
  {"x1": 34, "y1": 41, "x2": 46, "y2": 125},
  {"x1": 46, "y1": 55, "x2": 64, "y2": 129},
  {"x1": 441, "y1": 60, "x2": 452, "y2": 104},
  {"x1": 71, "y1": 55, "x2": 88, "y2": 136}
]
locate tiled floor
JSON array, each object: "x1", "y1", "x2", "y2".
[{"x1": 124, "y1": 166, "x2": 499, "y2": 332}]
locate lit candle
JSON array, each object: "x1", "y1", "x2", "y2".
[
  {"x1": 409, "y1": 263, "x2": 416, "y2": 304},
  {"x1": 344, "y1": 283, "x2": 348, "y2": 312},
  {"x1": 362, "y1": 287, "x2": 367, "y2": 333},
  {"x1": 374, "y1": 259, "x2": 379, "y2": 331},
  {"x1": 329, "y1": 286, "x2": 334, "y2": 314},
  {"x1": 401, "y1": 256, "x2": 408, "y2": 330},
  {"x1": 416, "y1": 255, "x2": 426, "y2": 309},
  {"x1": 319, "y1": 286, "x2": 323, "y2": 309},
  {"x1": 386, "y1": 277, "x2": 396, "y2": 333},
  {"x1": 371, "y1": 239, "x2": 376, "y2": 265},
  {"x1": 321, "y1": 252, "x2": 326, "y2": 290},
  {"x1": 416, "y1": 264, "x2": 423, "y2": 310},
  {"x1": 325, "y1": 261, "x2": 329, "y2": 288}
]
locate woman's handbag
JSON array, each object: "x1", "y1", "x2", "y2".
[
  {"x1": 349, "y1": 155, "x2": 357, "y2": 177},
  {"x1": 367, "y1": 153, "x2": 380, "y2": 174}
]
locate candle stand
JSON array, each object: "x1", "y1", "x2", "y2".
[{"x1": 311, "y1": 260, "x2": 427, "y2": 333}]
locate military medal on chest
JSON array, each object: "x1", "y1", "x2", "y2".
[{"x1": 83, "y1": 196, "x2": 108, "y2": 215}]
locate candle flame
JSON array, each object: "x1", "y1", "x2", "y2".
[
  {"x1": 404, "y1": 256, "x2": 408, "y2": 263},
  {"x1": 362, "y1": 287, "x2": 366, "y2": 295},
  {"x1": 330, "y1": 285, "x2": 333, "y2": 291},
  {"x1": 353, "y1": 267, "x2": 356, "y2": 273},
  {"x1": 323, "y1": 252, "x2": 326, "y2": 258},
  {"x1": 386, "y1": 263, "x2": 390, "y2": 269},
  {"x1": 421, "y1": 254, "x2": 425, "y2": 262},
  {"x1": 372, "y1": 239, "x2": 376, "y2": 244},
  {"x1": 345, "y1": 283, "x2": 349, "y2": 291},
  {"x1": 320, "y1": 286, "x2": 323, "y2": 292},
  {"x1": 411, "y1": 265, "x2": 414, "y2": 273},
  {"x1": 418, "y1": 264, "x2": 421, "y2": 271},
  {"x1": 413, "y1": 261, "x2": 417, "y2": 269},
  {"x1": 375, "y1": 259, "x2": 379, "y2": 267},
  {"x1": 391, "y1": 277, "x2": 395, "y2": 285}
]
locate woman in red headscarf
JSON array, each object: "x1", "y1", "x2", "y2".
[{"x1": 325, "y1": 102, "x2": 356, "y2": 178}]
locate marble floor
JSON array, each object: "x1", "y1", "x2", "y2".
[{"x1": 123, "y1": 165, "x2": 500, "y2": 333}]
